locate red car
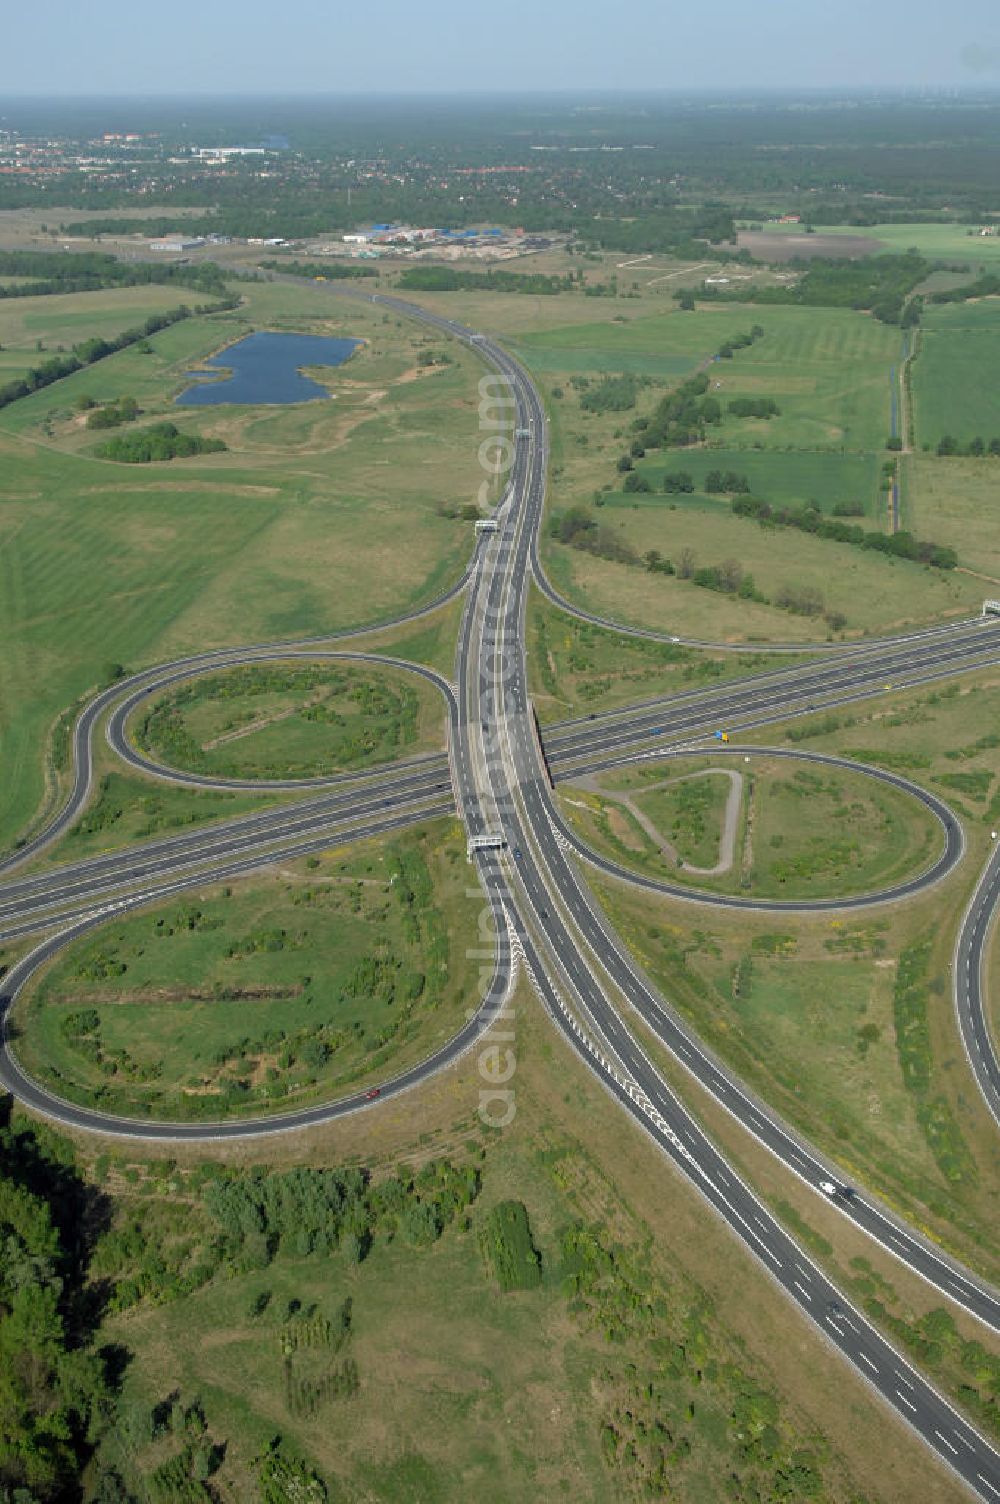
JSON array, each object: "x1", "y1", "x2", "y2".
[{"x1": 365, "y1": 1087, "x2": 381, "y2": 1100}]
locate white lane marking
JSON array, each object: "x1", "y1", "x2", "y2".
[
  {"x1": 793, "y1": 1280, "x2": 812, "y2": 1301},
  {"x1": 934, "y1": 1430, "x2": 959, "y2": 1456},
  {"x1": 977, "y1": 1474, "x2": 1000, "y2": 1499},
  {"x1": 896, "y1": 1389, "x2": 917, "y2": 1413},
  {"x1": 859, "y1": 1353, "x2": 879, "y2": 1374}
]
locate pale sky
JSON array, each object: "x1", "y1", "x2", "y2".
[{"x1": 3, "y1": 0, "x2": 1000, "y2": 95}]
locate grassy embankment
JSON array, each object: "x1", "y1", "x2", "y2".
[{"x1": 526, "y1": 591, "x2": 812, "y2": 721}]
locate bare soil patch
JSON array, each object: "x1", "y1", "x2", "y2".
[{"x1": 735, "y1": 231, "x2": 883, "y2": 261}]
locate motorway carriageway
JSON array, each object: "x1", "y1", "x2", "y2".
[
  {"x1": 1, "y1": 282, "x2": 998, "y2": 1497},
  {"x1": 4, "y1": 611, "x2": 1000, "y2": 935},
  {"x1": 446, "y1": 314, "x2": 1000, "y2": 1500}
]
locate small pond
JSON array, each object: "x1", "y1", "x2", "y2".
[{"x1": 176, "y1": 331, "x2": 362, "y2": 406}]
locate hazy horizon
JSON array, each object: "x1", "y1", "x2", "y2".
[{"x1": 5, "y1": 0, "x2": 1000, "y2": 97}]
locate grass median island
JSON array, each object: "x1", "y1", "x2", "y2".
[
  {"x1": 53, "y1": 771, "x2": 285, "y2": 861},
  {"x1": 15, "y1": 820, "x2": 482, "y2": 1120},
  {"x1": 527, "y1": 592, "x2": 803, "y2": 719},
  {"x1": 133, "y1": 660, "x2": 445, "y2": 781},
  {"x1": 561, "y1": 754, "x2": 941, "y2": 901}
]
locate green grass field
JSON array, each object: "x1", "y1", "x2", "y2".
[
  {"x1": 620, "y1": 447, "x2": 880, "y2": 516},
  {"x1": 134, "y1": 660, "x2": 445, "y2": 780},
  {"x1": 0, "y1": 277, "x2": 488, "y2": 853},
  {"x1": 512, "y1": 302, "x2": 779, "y2": 378},
  {"x1": 911, "y1": 298, "x2": 1000, "y2": 447},
  {"x1": 15, "y1": 821, "x2": 481, "y2": 1120},
  {"x1": 516, "y1": 303, "x2": 898, "y2": 451},
  {"x1": 561, "y1": 754, "x2": 940, "y2": 900},
  {"x1": 520, "y1": 295, "x2": 969, "y2": 640},
  {"x1": 542, "y1": 500, "x2": 981, "y2": 643},
  {"x1": 904, "y1": 453, "x2": 1000, "y2": 583},
  {"x1": 597, "y1": 859, "x2": 1000, "y2": 1277},
  {"x1": 0, "y1": 283, "x2": 199, "y2": 385},
  {"x1": 527, "y1": 592, "x2": 804, "y2": 720},
  {"x1": 703, "y1": 306, "x2": 898, "y2": 452}
]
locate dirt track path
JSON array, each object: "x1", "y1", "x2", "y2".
[{"x1": 572, "y1": 767, "x2": 744, "y2": 876}]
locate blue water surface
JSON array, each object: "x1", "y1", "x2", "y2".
[{"x1": 177, "y1": 331, "x2": 361, "y2": 406}]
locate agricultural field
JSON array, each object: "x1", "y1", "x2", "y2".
[
  {"x1": 696, "y1": 305, "x2": 899, "y2": 452},
  {"x1": 0, "y1": 276, "x2": 488, "y2": 854},
  {"x1": 134, "y1": 660, "x2": 446, "y2": 780},
  {"x1": 748, "y1": 220, "x2": 1000, "y2": 265},
  {"x1": 516, "y1": 302, "x2": 898, "y2": 450},
  {"x1": 541, "y1": 498, "x2": 982, "y2": 642},
  {"x1": 516, "y1": 295, "x2": 979, "y2": 641},
  {"x1": 14, "y1": 821, "x2": 481, "y2": 1121},
  {"x1": 910, "y1": 297, "x2": 1000, "y2": 448},
  {"x1": 381, "y1": 251, "x2": 721, "y2": 340},
  {"x1": 0, "y1": 283, "x2": 198, "y2": 385},
  {"x1": 903, "y1": 453, "x2": 1000, "y2": 583},
  {"x1": 560, "y1": 753, "x2": 941, "y2": 900},
  {"x1": 617, "y1": 447, "x2": 880, "y2": 515},
  {"x1": 512, "y1": 301, "x2": 781, "y2": 378}
]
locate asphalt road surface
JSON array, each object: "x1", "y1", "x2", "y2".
[{"x1": 0, "y1": 280, "x2": 998, "y2": 1497}]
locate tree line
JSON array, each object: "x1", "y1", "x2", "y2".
[
  {"x1": 731, "y1": 494, "x2": 957, "y2": 568},
  {"x1": 0, "y1": 247, "x2": 232, "y2": 300},
  {"x1": 398, "y1": 265, "x2": 577, "y2": 295},
  {"x1": 260, "y1": 257, "x2": 379, "y2": 281},
  {"x1": 690, "y1": 254, "x2": 926, "y2": 325}
]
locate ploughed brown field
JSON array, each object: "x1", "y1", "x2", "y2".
[{"x1": 735, "y1": 230, "x2": 883, "y2": 260}]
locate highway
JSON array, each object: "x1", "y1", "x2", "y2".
[
  {"x1": 443, "y1": 315, "x2": 1000, "y2": 1498},
  {"x1": 5, "y1": 612, "x2": 999, "y2": 934},
  {"x1": 0, "y1": 282, "x2": 998, "y2": 1496},
  {"x1": 954, "y1": 838, "x2": 1000, "y2": 1129}
]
